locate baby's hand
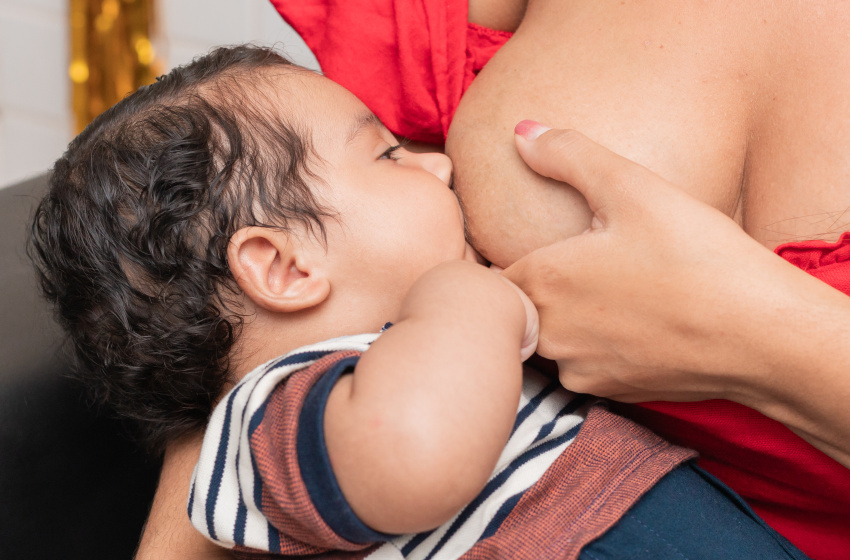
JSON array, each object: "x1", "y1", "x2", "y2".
[{"x1": 490, "y1": 264, "x2": 539, "y2": 362}]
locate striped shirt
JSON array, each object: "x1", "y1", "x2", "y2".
[{"x1": 189, "y1": 333, "x2": 694, "y2": 559}]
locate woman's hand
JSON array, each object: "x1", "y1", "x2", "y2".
[
  {"x1": 504, "y1": 121, "x2": 777, "y2": 402},
  {"x1": 503, "y1": 122, "x2": 850, "y2": 464}
]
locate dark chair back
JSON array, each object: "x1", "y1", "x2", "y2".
[{"x1": 0, "y1": 175, "x2": 160, "y2": 560}]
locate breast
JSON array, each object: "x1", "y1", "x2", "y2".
[{"x1": 446, "y1": 0, "x2": 850, "y2": 265}]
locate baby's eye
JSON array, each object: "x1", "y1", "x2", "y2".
[{"x1": 379, "y1": 145, "x2": 402, "y2": 161}]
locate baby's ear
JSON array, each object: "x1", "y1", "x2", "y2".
[{"x1": 227, "y1": 227, "x2": 330, "y2": 313}]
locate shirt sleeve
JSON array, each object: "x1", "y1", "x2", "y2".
[
  {"x1": 296, "y1": 355, "x2": 395, "y2": 544},
  {"x1": 243, "y1": 350, "x2": 394, "y2": 556}
]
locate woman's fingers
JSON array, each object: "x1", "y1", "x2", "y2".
[{"x1": 513, "y1": 121, "x2": 671, "y2": 227}]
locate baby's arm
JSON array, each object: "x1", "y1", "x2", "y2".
[{"x1": 324, "y1": 260, "x2": 536, "y2": 535}]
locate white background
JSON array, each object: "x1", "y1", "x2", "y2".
[{"x1": 0, "y1": 0, "x2": 319, "y2": 188}]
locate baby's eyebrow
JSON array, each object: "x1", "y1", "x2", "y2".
[{"x1": 346, "y1": 111, "x2": 384, "y2": 145}]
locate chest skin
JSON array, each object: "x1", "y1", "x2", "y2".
[{"x1": 452, "y1": 0, "x2": 850, "y2": 267}]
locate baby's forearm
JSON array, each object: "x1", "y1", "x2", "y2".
[{"x1": 324, "y1": 261, "x2": 529, "y2": 534}]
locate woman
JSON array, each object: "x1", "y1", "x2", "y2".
[
  {"x1": 136, "y1": 0, "x2": 850, "y2": 558},
  {"x1": 270, "y1": 0, "x2": 850, "y2": 556},
  {"x1": 442, "y1": 3, "x2": 850, "y2": 557}
]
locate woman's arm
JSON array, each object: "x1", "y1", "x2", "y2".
[
  {"x1": 135, "y1": 433, "x2": 232, "y2": 560},
  {"x1": 504, "y1": 123, "x2": 850, "y2": 467},
  {"x1": 325, "y1": 261, "x2": 537, "y2": 534}
]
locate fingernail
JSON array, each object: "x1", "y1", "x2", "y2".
[{"x1": 515, "y1": 120, "x2": 550, "y2": 140}]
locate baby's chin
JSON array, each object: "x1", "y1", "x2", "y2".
[{"x1": 463, "y1": 243, "x2": 488, "y2": 265}]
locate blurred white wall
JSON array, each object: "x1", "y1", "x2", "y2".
[
  {"x1": 0, "y1": 0, "x2": 70, "y2": 189},
  {"x1": 0, "y1": 0, "x2": 318, "y2": 189}
]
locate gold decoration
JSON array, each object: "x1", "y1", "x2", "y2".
[{"x1": 70, "y1": 0, "x2": 162, "y2": 134}]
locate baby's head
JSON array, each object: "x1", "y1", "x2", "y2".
[{"x1": 31, "y1": 45, "x2": 472, "y2": 452}]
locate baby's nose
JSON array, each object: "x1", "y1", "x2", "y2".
[{"x1": 414, "y1": 151, "x2": 453, "y2": 186}]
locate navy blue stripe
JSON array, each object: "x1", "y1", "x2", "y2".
[
  {"x1": 248, "y1": 400, "x2": 268, "y2": 521},
  {"x1": 422, "y1": 422, "x2": 584, "y2": 560},
  {"x1": 206, "y1": 382, "x2": 246, "y2": 540},
  {"x1": 534, "y1": 394, "x2": 593, "y2": 442},
  {"x1": 233, "y1": 363, "x2": 262, "y2": 543},
  {"x1": 251, "y1": 451, "x2": 263, "y2": 522},
  {"x1": 268, "y1": 521, "x2": 281, "y2": 553},
  {"x1": 233, "y1": 442, "x2": 248, "y2": 545},
  {"x1": 510, "y1": 381, "x2": 559, "y2": 437},
  {"x1": 248, "y1": 400, "x2": 268, "y2": 445},
  {"x1": 401, "y1": 529, "x2": 436, "y2": 556},
  {"x1": 534, "y1": 413, "x2": 560, "y2": 443},
  {"x1": 234, "y1": 496, "x2": 248, "y2": 545},
  {"x1": 187, "y1": 480, "x2": 196, "y2": 519},
  {"x1": 297, "y1": 355, "x2": 394, "y2": 544},
  {"x1": 479, "y1": 492, "x2": 523, "y2": 540},
  {"x1": 562, "y1": 393, "x2": 592, "y2": 416}
]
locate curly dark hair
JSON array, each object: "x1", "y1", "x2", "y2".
[{"x1": 29, "y1": 45, "x2": 331, "y2": 453}]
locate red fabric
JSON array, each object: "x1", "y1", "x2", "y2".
[
  {"x1": 269, "y1": 0, "x2": 510, "y2": 144},
  {"x1": 775, "y1": 231, "x2": 850, "y2": 295},
  {"x1": 269, "y1": 3, "x2": 850, "y2": 557}
]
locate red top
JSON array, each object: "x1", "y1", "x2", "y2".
[
  {"x1": 269, "y1": 0, "x2": 510, "y2": 144},
  {"x1": 270, "y1": 2, "x2": 850, "y2": 557}
]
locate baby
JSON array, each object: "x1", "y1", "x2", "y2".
[{"x1": 30, "y1": 46, "x2": 807, "y2": 559}]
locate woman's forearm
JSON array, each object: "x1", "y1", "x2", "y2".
[
  {"x1": 135, "y1": 433, "x2": 232, "y2": 560},
  {"x1": 736, "y1": 265, "x2": 850, "y2": 467}
]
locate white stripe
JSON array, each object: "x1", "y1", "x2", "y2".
[
  {"x1": 189, "y1": 388, "x2": 225, "y2": 540},
  {"x1": 214, "y1": 399, "x2": 242, "y2": 544},
  {"x1": 365, "y1": 544, "x2": 406, "y2": 560}
]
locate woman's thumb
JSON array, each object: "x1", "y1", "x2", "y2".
[{"x1": 514, "y1": 121, "x2": 652, "y2": 219}]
